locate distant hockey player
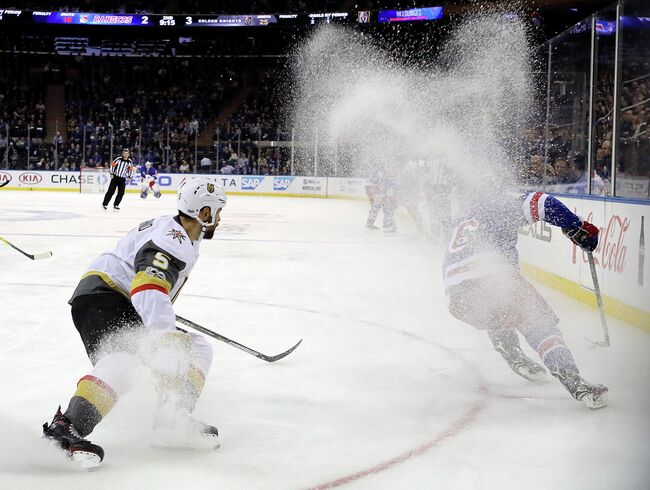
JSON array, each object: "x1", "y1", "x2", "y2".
[
  {"x1": 443, "y1": 191, "x2": 608, "y2": 409},
  {"x1": 365, "y1": 165, "x2": 397, "y2": 234},
  {"x1": 42, "y1": 177, "x2": 227, "y2": 467},
  {"x1": 140, "y1": 160, "x2": 161, "y2": 199}
]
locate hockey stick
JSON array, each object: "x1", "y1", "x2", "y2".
[
  {"x1": 586, "y1": 251, "x2": 610, "y2": 347},
  {"x1": 0, "y1": 236, "x2": 53, "y2": 260},
  {"x1": 175, "y1": 315, "x2": 302, "y2": 362}
]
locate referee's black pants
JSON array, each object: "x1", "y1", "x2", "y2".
[{"x1": 102, "y1": 175, "x2": 126, "y2": 207}]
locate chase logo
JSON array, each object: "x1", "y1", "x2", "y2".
[
  {"x1": 273, "y1": 177, "x2": 294, "y2": 191},
  {"x1": 242, "y1": 176, "x2": 264, "y2": 191}
]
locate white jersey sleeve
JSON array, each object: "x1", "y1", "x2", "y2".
[
  {"x1": 83, "y1": 216, "x2": 199, "y2": 332},
  {"x1": 129, "y1": 221, "x2": 196, "y2": 331}
]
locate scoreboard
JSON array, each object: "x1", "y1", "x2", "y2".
[
  {"x1": 0, "y1": 8, "x2": 445, "y2": 28},
  {"x1": 0, "y1": 10, "x2": 357, "y2": 28}
]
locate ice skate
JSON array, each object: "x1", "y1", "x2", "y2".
[
  {"x1": 366, "y1": 223, "x2": 380, "y2": 230},
  {"x1": 42, "y1": 406, "x2": 104, "y2": 469},
  {"x1": 113, "y1": 205, "x2": 120, "y2": 211},
  {"x1": 151, "y1": 410, "x2": 220, "y2": 451},
  {"x1": 102, "y1": 204, "x2": 107, "y2": 210},
  {"x1": 489, "y1": 330, "x2": 547, "y2": 383},
  {"x1": 551, "y1": 368, "x2": 608, "y2": 409},
  {"x1": 506, "y1": 355, "x2": 548, "y2": 383},
  {"x1": 140, "y1": 190, "x2": 148, "y2": 199}
]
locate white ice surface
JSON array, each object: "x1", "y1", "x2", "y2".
[{"x1": 0, "y1": 191, "x2": 648, "y2": 490}]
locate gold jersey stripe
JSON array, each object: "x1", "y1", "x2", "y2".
[
  {"x1": 130, "y1": 271, "x2": 172, "y2": 294},
  {"x1": 81, "y1": 270, "x2": 129, "y2": 298}
]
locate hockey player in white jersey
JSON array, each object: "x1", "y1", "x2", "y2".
[
  {"x1": 42, "y1": 177, "x2": 227, "y2": 467},
  {"x1": 443, "y1": 191, "x2": 607, "y2": 409}
]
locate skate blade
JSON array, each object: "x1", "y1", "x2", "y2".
[
  {"x1": 71, "y1": 451, "x2": 102, "y2": 470},
  {"x1": 586, "y1": 337, "x2": 610, "y2": 348},
  {"x1": 150, "y1": 430, "x2": 220, "y2": 451},
  {"x1": 582, "y1": 392, "x2": 609, "y2": 409}
]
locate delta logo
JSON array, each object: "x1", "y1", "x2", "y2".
[
  {"x1": 273, "y1": 177, "x2": 294, "y2": 191},
  {"x1": 241, "y1": 176, "x2": 264, "y2": 191},
  {"x1": 0, "y1": 172, "x2": 12, "y2": 188},
  {"x1": 19, "y1": 172, "x2": 42, "y2": 184}
]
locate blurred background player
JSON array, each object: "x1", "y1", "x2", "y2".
[
  {"x1": 443, "y1": 191, "x2": 607, "y2": 409},
  {"x1": 365, "y1": 165, "x2": 397, "y2": 234},
  {"x1": 102, "y1": 147, "x2": 134, "y2": 211},
  {"x1": 140, "y1": 160, "x2": 162, "y2": 199},
  {"x1": 42, "y1": 177, "x2": 227, "y2": 467}
]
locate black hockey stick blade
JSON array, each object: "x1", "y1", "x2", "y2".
[
  {"x1": 0, "y1": 236, "x2": 53, "y2": 260},
  {"x1": 175, "y1": 314, "x2": 302, "y2": 362}
]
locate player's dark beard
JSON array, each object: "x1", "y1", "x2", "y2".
[{"x1": 203, "y1": 226, "x2": 216, "y2": 240}]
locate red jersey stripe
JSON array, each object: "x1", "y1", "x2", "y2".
[{"x1": 130, "y1": 283, "x2": 168, "y2": 296}]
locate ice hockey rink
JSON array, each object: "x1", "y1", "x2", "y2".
[{"x1": 0, "y1": 190, "x2": 649, "y2": 490}]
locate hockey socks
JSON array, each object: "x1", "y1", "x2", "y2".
[
  {"x1": 534, "y1": 334, "x2": 579, "y2": 375},
  {"x1": 64, "y1": 375, "x2": 118, "y2": 437}
]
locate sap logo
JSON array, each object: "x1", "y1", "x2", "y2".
[
  {"x1": 273, "y1": 177, "x2": 294, "y2": 191},
  {"x1": 242, "y1": 176, "x2": 264, "y2": 190},
  {"x1": 0, "y1": 171, "x2": 12, "y2": 188},
  {"x1": 19, "y1": 172, "x2": 42, "y2": 184}
]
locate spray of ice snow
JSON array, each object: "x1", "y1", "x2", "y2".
[{"x1": 289, "y1": 13, "x2": 534, "y2": 212}]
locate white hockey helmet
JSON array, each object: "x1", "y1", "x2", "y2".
[
  {"x1": 177, "y1": 177, "x2": 227, "y2": 227},
  {"x1": 145, "y1": 160, "x2": 152, "y2": 168}
]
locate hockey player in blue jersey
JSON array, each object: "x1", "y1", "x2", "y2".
[
  {"x1": 443, "y1": 191, "x2": 607, "y2": 408},
  {"x1": 365, "y1": 166, "x2": 397, "y2": 234},
  {"x1": 140, "y1": 161, "x2": 161, "y2": 199}
]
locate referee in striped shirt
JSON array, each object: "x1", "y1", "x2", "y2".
[{"x1": 102, "y1": 147, "x2": 134, "y2": 210}]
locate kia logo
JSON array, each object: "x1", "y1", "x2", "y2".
[
  {"x1": 19, "y1": 172, "x2": 42, "y2": 184},
  {"x1": 0, "y1": 171, "x2": 11, "y2": 188}
]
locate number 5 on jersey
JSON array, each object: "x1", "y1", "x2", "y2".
[{"x1": 153, "y1": 252, "x2": 169, "y2": 270}]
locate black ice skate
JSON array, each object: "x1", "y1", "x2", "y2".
[
  {"x1": 551, "y1": 368, "x2": 609, "y2": 409},
  {"x1": 113, "y1": 205, "x2": 120, "y2": 211},
  {"x1": 102, "y1": 204, "x2": 107, "y2": 210},
  {"x1": 42, "y1": 406, "x2": 104, "y2": 468}
]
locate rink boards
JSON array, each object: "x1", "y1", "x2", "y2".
[
  {"x1": 0, "y1": 170, "x2": 368, "y2": 199},
  {"x1": 517, "y1": 194, "x2": 650, "y2": 331}
]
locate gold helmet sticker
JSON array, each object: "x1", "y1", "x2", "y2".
[{"x1": 207, "y1": 183, "x2": 215, "y2": 193}]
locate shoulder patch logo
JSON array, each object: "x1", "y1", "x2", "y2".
[{"x1": 166, "y1": 228, "x2": 187, "y2": 244}]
